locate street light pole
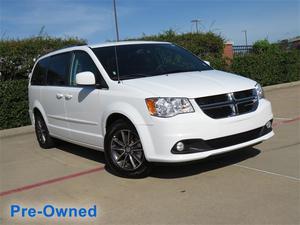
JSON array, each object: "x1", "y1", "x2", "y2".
[
  {"x1": 191, "y1": 19, "x2": 201, "y2": 33},
  {"x1": 113, "y1": 0, "x2": 120, "y2": 41},
  {"x1": 242, "y1": 30, "x2": 248, "y2": 46}
]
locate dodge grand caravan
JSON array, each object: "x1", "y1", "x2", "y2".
[{"x1": 28, "y1": 41, "x2": 274, "y2": 177}]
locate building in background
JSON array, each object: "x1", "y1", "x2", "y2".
[{"x1": 280, "y1": 36, "x2": 300, "y2": 50}]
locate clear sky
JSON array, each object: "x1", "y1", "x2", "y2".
[{"x1": 1, "y1": 0, "x2": 299, "y2": 45}]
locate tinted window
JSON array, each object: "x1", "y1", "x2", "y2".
[
  {"x1": 47, "y1": 52, "x2": 71, "y2": 86},
  {"x1": 92, "y1": 44, "x2": 212, "y2": 80},
  {"x1": 70, "y1": 51, "x2": 107, "y2": 88},
  {"x1": 31, "y1": 57, "x2": 49, "y2": 85}
]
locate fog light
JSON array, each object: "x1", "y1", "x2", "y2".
[
  {"x1": 266, "y1": 121, "x2": 272, "y2": 129},
  {"x1": 176, "y1": 142, "x2": 185, "y2": 151}
]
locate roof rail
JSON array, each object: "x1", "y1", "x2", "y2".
[
  {"x1": 49, "y1": 43, "x2": 87, "y2": 52},
  {"x1": 38, "y1": 43, "x2": 88, "y2": 59}
]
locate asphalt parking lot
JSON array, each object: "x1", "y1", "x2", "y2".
[{"x1": 0, "y1": 85, "x2": 299, "y2": 225}]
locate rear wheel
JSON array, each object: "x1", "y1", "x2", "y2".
[
  {"x1": 105, "y1": 120, "x2": 151, "y2": 178},
  {"x1": 35, "y1": 113, "x2": 55, "y2": 149}
]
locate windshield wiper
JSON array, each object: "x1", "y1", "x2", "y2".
[
  {"x1": 159, "y1": 69, "x2": 199, "y2": 75},
  {"x1": 120, "y1": 74, "x2": 149, "y2": 80}
]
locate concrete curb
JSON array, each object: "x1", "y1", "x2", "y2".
[
  {"x1": 0, "y1": 125, "x2": 34, "y2": 138},
  {"x1": 0, "y1": 81, "x2": 299, "y2": 138},
  {"x1": 263, "y1": 80, "x2": 300, "y2": 92}
]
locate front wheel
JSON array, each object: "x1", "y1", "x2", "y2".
[{"x1": 105, "y1": 120, "x2": 151, "y2": 178}]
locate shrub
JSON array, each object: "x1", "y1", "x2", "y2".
[
  {"x1": 252, "y1": 39, "x2": 273, "y2": 54},
  {"x1": 204, "y1": 55, "x2": 229, "y2": 70},
  {"x1": 231, "y1": 41, "x2": 300, "y2": 86},
  {"x1": 0, "y1": 80, "x2": 30, "y2": 129},
  {"x1": 0, "y1": 36, "x2": 86, "y2": 81}
]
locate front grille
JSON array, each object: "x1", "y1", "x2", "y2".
[{"x1": 195, "y1": 89, "x2": 258, "y2": 119}]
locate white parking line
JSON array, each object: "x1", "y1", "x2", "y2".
[
  {"x1": 273, "y1": 117, "x2": 293, "y2": 120},
  {"x1": 234, "y1": 164, "x2": 300, "y2": 182}
]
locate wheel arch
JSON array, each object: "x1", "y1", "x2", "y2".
[
  {"x1": 104, "y1": 113, "x2": 137, "y2": 149},
  {"x1": 103, "y1": 102, "x2": 152, "y2": 143},
  {"x1": 32, "y1": 101, "x2": 48, "y2": 125},
  {"x1": 105, "y1": 113, "x2": 134, "y2": 130},
  {"x1": 102, "y1": 102, "x2": 152, "y2": 135}
]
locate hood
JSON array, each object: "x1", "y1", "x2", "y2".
[{"x1": 122, "y1": 70, "x2": 257, "y2": 98}]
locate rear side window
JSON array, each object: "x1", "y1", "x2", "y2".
[
  {"x1": 47, "y1": 52, "x2": 71, "y2": 86},
  {"x1": 31, "y1": 57, "x2": 49, "y2": 85}
]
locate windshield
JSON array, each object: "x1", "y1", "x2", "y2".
[{"x1": 92, "y1": 43, "x2": 213, "y2": 80}]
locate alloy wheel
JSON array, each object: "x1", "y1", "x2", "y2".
[{"x1": 110, "y1": 129, "x2": 144, "y2": 171}]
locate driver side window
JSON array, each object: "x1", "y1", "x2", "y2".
[{"x1": 70, "y1": 51, "x2": 107, "y2": 87}]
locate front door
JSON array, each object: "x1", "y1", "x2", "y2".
[{"x1": 64, "y1": 50, "x2": 108, "y2": 147}]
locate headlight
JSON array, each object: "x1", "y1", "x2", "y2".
[
  {"x1": 145, "y1": 97, "x2": 194, "y2": 117},
  {"x1": 255, "y1": 83, "x2": 264, "y2": 99}
]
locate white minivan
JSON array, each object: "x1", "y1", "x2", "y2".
[{"x1": 29, "y1": 41, "x2": 274, "y2": 177}]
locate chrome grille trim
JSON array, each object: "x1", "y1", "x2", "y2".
[{"x1": 195, "y1": 89, "x2": 258, "y2": 119}]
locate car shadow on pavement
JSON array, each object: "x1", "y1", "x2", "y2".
[
  {"x1": 55, "y1": 140, "x2": 106, "y2": 164},
  {"x1": 55, "y1": 140, "x2": 261, "y2": 179},
  {"x1": 150, "y1": 147, "x2": 261, "y2": 179}
]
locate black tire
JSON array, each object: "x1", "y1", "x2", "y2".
[
  {"x1": 34, "y1": 112, "x2": 55, "y2": 149},
  {"x1": 104, "y1": 120, "x2": 151, "y2": 178}
]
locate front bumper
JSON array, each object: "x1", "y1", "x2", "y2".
[{"x1": 137, "y1": 98, "x2": 274, "y2": 163}]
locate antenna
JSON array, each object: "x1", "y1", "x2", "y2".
[
  {"x1": 113, "y1": 0, "x2": 120, "y2": 41},
  {"x1": 112, "y1": 0, "x2": 120, "y2": 83}
]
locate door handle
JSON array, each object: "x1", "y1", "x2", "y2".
[
  {"x1": 65, "y1": 94, "x2": 73, "y2": 100},
  {"x1": 56, "y1": 93, "x2": 64, "y2": 99}
]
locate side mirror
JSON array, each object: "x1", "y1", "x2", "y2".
[
  {"x1": 75, "y1": 71, "x2": 96, "y2": 86},
  {"x1": 203, "y1": 60, "x2": 210, "y2": 66}
]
